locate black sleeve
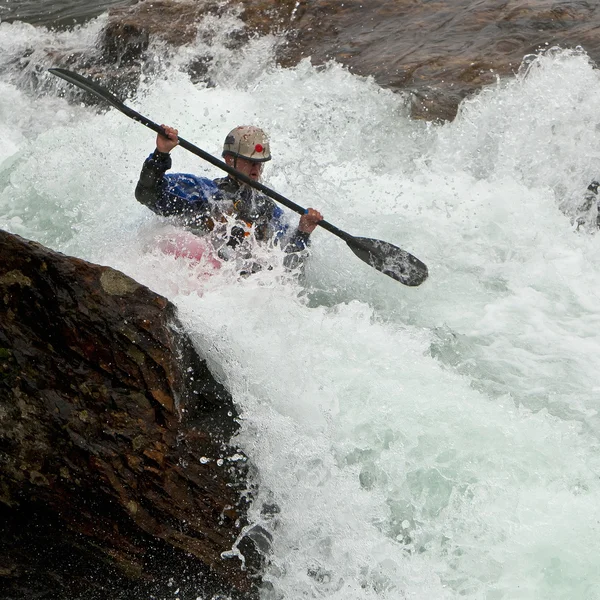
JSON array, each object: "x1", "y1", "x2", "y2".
[
  {"x1": 283, "y1": 229, "x2": 311, "y2": 254},
  {"x1": 134, "y1": 150, "x2": 173, "y2": 214}
]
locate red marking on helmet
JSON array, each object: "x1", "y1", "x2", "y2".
[{"x1": 255, "y1": 143, "x2": 264, "y2": 153}]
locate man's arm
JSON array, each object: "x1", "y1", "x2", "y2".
[
  {"x1": 136, "y1": 124, "x2": 180, "y2": 214},
  {"x1": 267, "y1": 206, "x2": 322, "y2": 272},
  {"x1": 135, "y1": 123, "x2": 214, "y2": 220},
  {"x1": 283, "y1": 228, "x2": 312, "y2": 254},
  {"x1": 135, "y1": 144, "x2": 222, "y2": 230},
  {"x1": 135, "y1": 149, "x2": 176, "y2": 215},
  {"x1": 282, "y1": 208, "x2": 322, "y2": 253}
]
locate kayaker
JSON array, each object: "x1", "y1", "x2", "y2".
[{"x1": 135, "y1": 124, "x2": 323, "y2": 270}]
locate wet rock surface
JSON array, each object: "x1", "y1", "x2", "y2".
[
  {"x1": 274, "y1": 0, "x2": 600, "y2": 120},
  {"x1": 0, "y1": 229, "x2": 260, "y2": 599},
  {"x1": 82, "y1": 0, "x2": 600, "y2": 121}
]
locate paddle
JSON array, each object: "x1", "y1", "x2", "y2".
[{"x1": 48, "y1": 68, "x2": 428, "y2": 286}]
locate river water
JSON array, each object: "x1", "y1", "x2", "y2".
[
  {"x1": 2, "y1": 4, "x2": 600, "y2": 600},
  {"x1": 0, "y1": 0, "x2": 134, "y2": 26}
]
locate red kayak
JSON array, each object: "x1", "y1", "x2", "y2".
[{"x1": 155, "y1": 230, "x2": 222, "y2": 271}]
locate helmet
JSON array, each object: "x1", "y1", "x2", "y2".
[{"x1": 222, "y1": 126, "x2": 271, "y2": 162}]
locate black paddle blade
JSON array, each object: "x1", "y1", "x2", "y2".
[{"x1": 347, "y1": 236, "x2": 428, "y2": 286}]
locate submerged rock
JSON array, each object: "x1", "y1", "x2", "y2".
[{"x1": 0, "y1": 229, "x2": 261, "y2": 599}]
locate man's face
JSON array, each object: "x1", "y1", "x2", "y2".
[{"x1": 225, "y1": 155, "x2": 264, "y2": 181}]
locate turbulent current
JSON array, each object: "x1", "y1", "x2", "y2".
[{"x1": 2, "y1": 7, "x2": 600, "y2": 600}]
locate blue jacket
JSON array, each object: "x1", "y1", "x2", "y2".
[{"x1": 135, "y1": 150, "x2": 311, "y2": 254}]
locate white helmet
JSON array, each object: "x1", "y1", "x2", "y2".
[{"x1": 222, "y1": 125, "x2": 271, "y2": 162}]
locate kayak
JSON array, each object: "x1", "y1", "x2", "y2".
[{"x1": 154, "y1": 229, "x2": 222, "y2": 271}]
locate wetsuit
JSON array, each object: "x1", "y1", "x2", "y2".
[{"x1": 135, "y1": 150, "x2": 311, "y2": 264}]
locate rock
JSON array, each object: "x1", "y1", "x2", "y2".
[
  {"x1": 0, "y1": 230, "x2": 260, "y2": 599},
  {"x1": 274, "y1": 0, "x2": 600, "y2": 120},
  {"x1": 89, "y1": 0, "x2": 600, "y2": 121}
]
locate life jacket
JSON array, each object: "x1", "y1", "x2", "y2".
[{"x1": 162, "y1": 173, "x2": 286, "y2": 245}]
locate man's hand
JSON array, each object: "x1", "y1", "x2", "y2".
[
  {"x1": 156, "y1": 125, "x2": 179, "y2": 153},
  {"x1": 298, "y1": 208, "x2": 323, "y2": 234}
]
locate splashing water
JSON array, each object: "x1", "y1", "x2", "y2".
[{"x1": 2, "y1": 11, "x2": 600, "y2": 600}]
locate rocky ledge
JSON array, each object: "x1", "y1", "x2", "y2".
[{"x1": 58, "y1": 0, "x2": 600, "y2": 121}]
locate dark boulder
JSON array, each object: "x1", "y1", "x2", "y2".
[{"x1": 0, "y1": 229, "x2": 260, "y2": 599}]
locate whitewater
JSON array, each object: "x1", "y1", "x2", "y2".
[{"x1": 2, "y1": 10, "x2": 600, "y2": 600}]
